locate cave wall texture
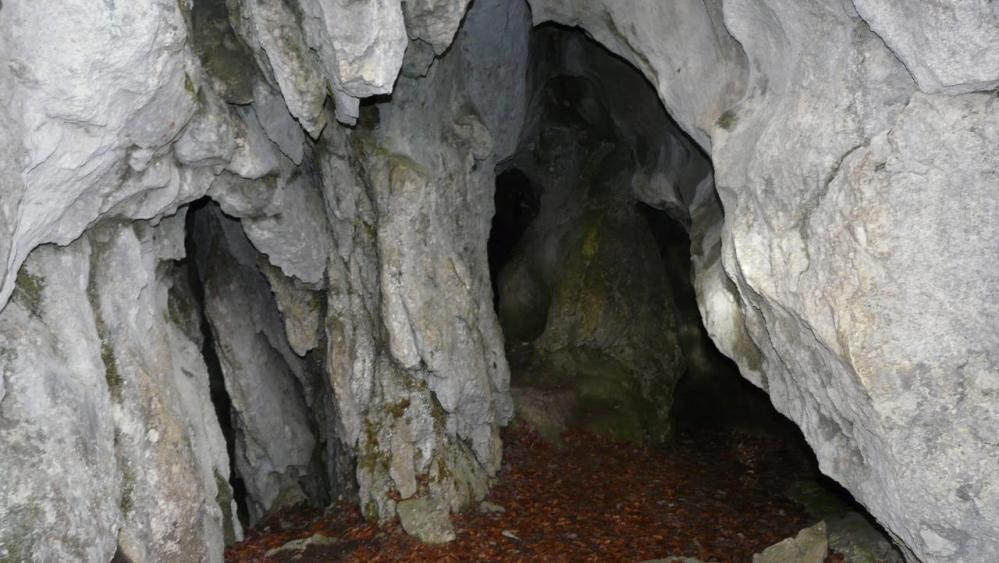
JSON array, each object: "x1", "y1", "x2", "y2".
[{"x1": 0, "y1": 0, "x2": 996, "y2": 561}]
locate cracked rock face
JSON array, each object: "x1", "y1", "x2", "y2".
[
  {"x1": 1, "y1": 0, "x2": 997, "y2": 561},
  {"x1": 1, "y1": 215, "x2": 239, "y2": 562}
]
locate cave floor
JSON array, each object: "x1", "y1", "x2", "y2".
[{"x1": 226, "y1": 426, "x2": 837, "y2": 562}]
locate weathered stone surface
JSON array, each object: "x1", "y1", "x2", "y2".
[
  {"x1": 316, "y1": 14, "x2": 519, "y2": 528},
  {"x1": 753, "y1": 521, "x2": 828, "y2": 563},
  {"x1": 787, "y1": 479, "x2": 903, "y2": 563},
  {"x1": 259, "y1": 261, "x2": 323, "y2": 356},
  {"x1": 528, "y1": 0, "x2": 999, "y2": 559},
  {"x1": 401, "y1": 0, "x2": 471, "y2": 54},
  {"x1": 242, "y1": 170, "x2": 331, "y2": 288},
  {"x1": 511, "y1": 387, "x2": 575, "y2": 445},
  {"x1": 264, "y1": 533, "x2": 339, "y2": 558},
  {"x1": 237, "y1": 0, "x2": 329, "y2": 136},
  {"x1": 396, "y1": 497, "x2": 456, "y2": 544},
  {"x1": 704, "y1": 1, "x2": 999, "y2": 558},
  {"x1": 852, "y1": 0, "x2": 999, "y2": 94},
  {"x1": 0, "y1": 245, "x2": 119, "y2": 562},
  {"x1": 829, "y1": 512, "x2": 905, "y2": 563},
  {"x1": 90, "y1": 215, "x2": 237, "y2": 562},
  {"x1": 1, "y1": 0, "x2": 997, "y2": 558},
  {"x1": 191, "y1": 0, "x2": 259, "y2": 104},
  {"x1": 0, "y1": 0, "x2": 202, "y2": 306},
  {"x1": 298, "y1": 0, "x2": 408, "y2": 123},
  {"x1": 457, "y1": 0, "x2": 531, "y2": 161},
  {"x1": 253, "y1": 81, "x2": 306, "y2": 166},
  {"x1": 226, "y1": 106, "x2": 283, "y2": 180},
  {"x1": 0, "y1": 215, "x2": 239, "y2": 562}
]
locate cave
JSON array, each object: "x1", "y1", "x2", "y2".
[{"x1": 1, "y1": 0, "x2": 997, "y2": 561}]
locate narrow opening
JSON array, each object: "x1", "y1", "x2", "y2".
[
  {"x1": 172, "y1": 198, "x2": 335, "y2": 541},
  {"x1": 182, "y1": 199, "x2": 251, "y2": 530},
  {"x1": 488, "y1": 168, "x2": 542, "y2": 309}
]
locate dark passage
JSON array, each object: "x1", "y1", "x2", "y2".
[
  {"x1": 172, "y1": 198, "x2": 344, "y2": 543},
  {"x1": 488, "y1": 168, "x2": 542, "y2": 308},
  {"x1": 182, "y1": 199, "x2": 251, "y2": 534},
  {"x1": 476, "y1": 23, "x2": 902, "y2": 562}
]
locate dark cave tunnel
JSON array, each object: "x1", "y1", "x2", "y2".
[
  {"x1": 481, "y1": 23, "x2": 895, "y2": 561},
  {"x1": 485, "y1": 23, "x2": 797, "y2": 442}
]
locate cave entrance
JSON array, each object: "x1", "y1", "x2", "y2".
[
  {"x1": 172, "y1": 198, "x2": 339, "y2": 541},
  {"x1": 485, "y1": 22, "x2": 899, "y2": 560},
  {"x1": 488, "y1": 23, "x2": 782, "y2": 444}
]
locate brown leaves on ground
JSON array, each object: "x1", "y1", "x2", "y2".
[{"x1": 227, "y1": 426, "x2": 825, "y2": 562}]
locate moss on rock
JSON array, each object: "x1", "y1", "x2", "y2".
[{"x1": 12, "y1": 267, "x2": 45, "y2": 317}]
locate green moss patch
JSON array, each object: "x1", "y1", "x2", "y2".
[
  {"x1": 716, "y1": 109, "x2": 738, "y2": 131},
  {"x1": 12, "y1": 268, "x2": 45, "y2": 317}
]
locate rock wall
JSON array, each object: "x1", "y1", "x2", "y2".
[
  {"x1": 317, "y1": 18, "x2": 520, "y2": 521},
  {"x1": 0, "y1": 0, "x2": 526, "y2": 558},
  {"x1": 0, "y1": 215, "x2": 238, "y2": 561},
  {"x1": 0, "y1": 0, "x2": 996, "y2": 561}
]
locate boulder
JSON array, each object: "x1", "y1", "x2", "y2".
[
  {"x1": 753, "y1": 521, "x2": 828, "y2": 563},
  {"x1": 396, "y1": 497, "x2": 456, "y2": 544}
]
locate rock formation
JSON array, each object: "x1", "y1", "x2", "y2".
[{"x1": 0, "y1": 0, "x2": 996, "y2": 561}]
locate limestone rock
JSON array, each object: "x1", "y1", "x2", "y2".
[
  {"x1": 828, "y1": 512, "x2": 904, "y2": 563},
  {"x1": 752, "y1": 521, "x2": 828, "y2": 563},
  {"x1": 0, "y1": 0, "x2": 202, "y2": 306},
  {"x1": 389, "y1": 418, "x2": 419, "y2": 499},
  {"x1": 239, "y1": 0, "x2": 329, "y2": 136},
  {"x1": 241, "y1": 170, "x2": 331, "y2": 288},
  {"x1": 786, "y1": 479, "x2": 903, "y2": 563},
  {"x1": 264, "y1": 534, "x2": 339, "y2": 558},
  {"x1": 457, "y1": 0, "x2": 531, "y2": 160},
  {"x1": 298, "y1": 0, "x2": 408, "y2": 123},
  {"x1": 253, "y1": 81, "x2": 306, "y2": 166},
  {"x1": 0, "y1": 215, "x2": 239, "y2": 562},
  {"x1": 531, "y1": 1, "x2": 999, "y2": 558},
  {"x1": 0, "y1": 246, "x2": 120, "y2": 562},
  {"x1": 496, "y1": 28, "x2": 687, "y2": 444},
  {"x1": 90, "y1": 216, "x2": 237, "y2": 562},
  {"x1": 226, "y1": 106, "x2": 282, "y2": 180},
  {"x1": 852, "y1": 0, "x2": 999, "y2": 93},
  {"x1": 1, "y1": 0, "x2": 997, "y2": 559},
  {"x1": 191, "y1": 0, "x2": 258, "y2": 104},
  {"x1": 710, "y1": 1, "x2": 999, "y2": 553},
  {"x1": 319, "y1": 39, "x2": 516, "y2": 520},
  {"x1": 396, "y1": 497, "x2": 456, "y2": 544},
  {"x1": 259, "y1": 261, "x2": 323, "y2": 356},
  {"x1": 401, "y1": 0, "x2": 472, "y2": 54},
  {"x1": 478, "y1": 501, "x2": 506, "y2": 514}
]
